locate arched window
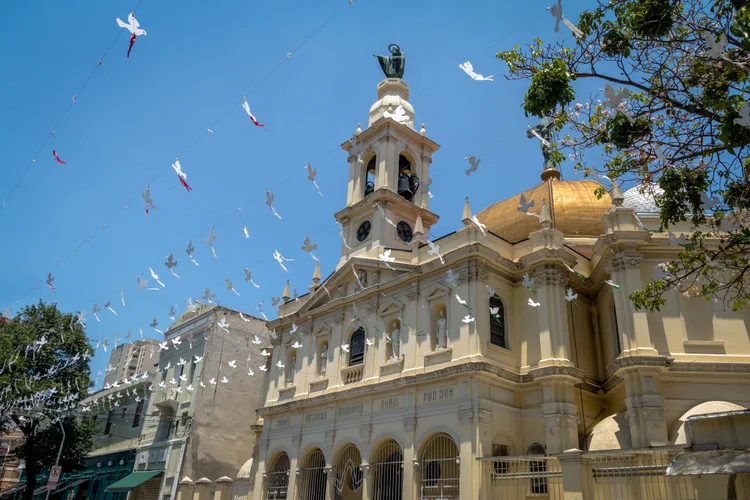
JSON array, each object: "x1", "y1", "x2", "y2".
[
  {"x1": 266, "y1": 452, "x2": 290, "y2": 499},
  {"x1": 334, "y1": 445, "x2": 363, "y2": 499},
  {"x1": 526, "y1": 443, "x2": 547, "y2": 495},
  {"x1": 397, "y1": 154, "x2": 419, "y2": 202},
  {"x1": 297, "y1": 448, "x2": 326, "y2": 500},
  {"x1": 372, "y1": 440, "x2": 403, "y2": 500},
  {"x1": 349, "y1": 328, "x2": 365, "y2": 366},
  {"x1": 491, "y1": 437, "x2": 510, "y2": 474},
  {"x1": 489, "y1": 296, "x2": 507, "y2": 348},
  {"x1": 419, "y1": 434, "x2": 459, "y2": 499},
  {"x1": 365, "y1": 158, "x2": 376, "y2": 197}
]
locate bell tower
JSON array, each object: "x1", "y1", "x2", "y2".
[{"x1": 335, "y1": 48, "x2": 440, "y2": 268}]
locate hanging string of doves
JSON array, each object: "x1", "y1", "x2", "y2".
[{"x1": 0, "y1": 0, "x2": 641, "y2": 419}]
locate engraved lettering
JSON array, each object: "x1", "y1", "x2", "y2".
[
  {"x1": 379, "y1": 397, "x2": 399, "y2": 410},
  {"x1": 276, "y1": 418, "x2": 290, "y2": 428},
  {"x1": 305, "y1": 411, "x2": 327, "y2": 423},
  {"x1": 336, "y1": 403, "x2": 364, "y2": 418},
  {"x1": 421, "y1": 387, "x2": 454, "y2": 404}
]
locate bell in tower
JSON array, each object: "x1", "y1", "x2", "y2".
[{"x1": 335, "y1": 45, "x2": 440, "y2": 268}]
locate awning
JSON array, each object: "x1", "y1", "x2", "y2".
[
  {"x1": 49, "y1": 479, "x2": 89, "y2": 498},
  {"x1": 106, "y1": 471, "x2": 162, "y2": 493},
  {"x1": 666, "y1": 450, "x2": 750, "y2": 476}
]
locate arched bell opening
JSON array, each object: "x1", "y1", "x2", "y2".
[
  {"x1": 365, "y1": 157, "x2": 377, "y2": 197},
  {"x1": 397, "y1": 154, "x2": 419, "y2": 202}
]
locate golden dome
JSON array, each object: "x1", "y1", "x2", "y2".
[{"x1": 475, "y1": 178, "x2": 612, "y2": 243}]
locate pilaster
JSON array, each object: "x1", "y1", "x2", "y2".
[
  {"x1": 539, "y1": 378, "x2": 580, "y2": 454},
  {"x1": 458, "y1": 409, "x2": 473, "y2": 499},
  {"x1": 402, "y1": 417, "x2": 417, "y2": 500},
  {"x1": 623, "y1": 368, "x2": 668, "y2": 448},
  {"x1": 608, "y1": 252, "x2": 658, "y2": 356},
  {"x1": 360, "y1": 463, "x2": 373, "y2": 500},
  {"x1": 557, "y1": 450, "x2": 594, "y2": 500},
  {"x1": 325, "y1": 466, "x2": 336, "y2": 500},
  {"x1": 534, "y1": 267, "x2": 573, "y2": 367}
]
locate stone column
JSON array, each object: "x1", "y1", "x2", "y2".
[
  {"x1": 402, "y1": 417, "x2": 417, "y2": 500},
  {"x1": 347, "y1": 154, "x2": 362, "y2": 206},
  {"x1": 213, "y1": 476, "x2": 233, "y2": 500},
  {"x1": 534, "y1": 268, "x2": 573, "y2": 367},
  {"x1": 623, "y1": 368, "x2": 668, "y2": 447},
  {"x1": 376, "y1": 132, "x2": 398, "y2": 191},
  {"x1": 288, "y1": 435, "x2": 301, "y2": 496},
  {"x1": 175, "y1": 476, "x2": 194, "y2": 500},
  {"x1": 539, "y1": 378, "x2": 579, "y2": 454},
  {"x1": 557, "y1": 449, "x2": 593, "y2": 500},
  {"x1": 325, "y1": 466, "x2": 336, "y2": 500},
  {"x1": 360, "y1": 463, "x2": 373, "y2": 500},
  {"x1": 193, "y1": 478, "x2": 212, "y2": 500},
  {"x1": 458, "y1": 410, "x2": 474, "y2": 499},
  {"x1": 608, "y1": 252, "x2": 658, "y2": 356}
]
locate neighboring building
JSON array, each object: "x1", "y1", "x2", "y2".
[
  {"x1": 0, "y1": 430, "x2": 24, "y2": 492},
  {"x1": 104, "y1": 340, "x2": 160, "y2": 387},
  {"x1": 249, "y1": 74, "x2": 750, "y2": 500},
  {"x1": 130, "y1": 305, "x2": 270, "y2": 500}
]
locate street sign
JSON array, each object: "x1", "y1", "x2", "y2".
[{"x1": 47, "y1": 466, "x2": 62, "y2": 490}]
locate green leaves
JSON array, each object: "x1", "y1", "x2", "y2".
[{"x1": 523, "y1": 60, "x2": 575, "y2": 117}]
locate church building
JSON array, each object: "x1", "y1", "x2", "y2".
[{"x1": 248, "y1": 57, "x2": 750, "y2": 500}]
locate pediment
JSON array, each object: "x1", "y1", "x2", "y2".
[
  {"x1": 313, "y1": 323, "x2": 332, "y2": 338},
  {"x1": 379, "y1": 298, "x2": 404, "y2": 317},
  {"x1": 423, "y1": 282, "x2": 452, "y2": 302}
]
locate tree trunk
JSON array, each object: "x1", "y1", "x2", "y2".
[{"x1": 21, "y1": 430, "x2": 36, "y2": 500}]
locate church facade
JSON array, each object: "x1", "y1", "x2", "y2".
[{"x1": 248, "y1": 74, "x2": 750, "y2": 500}]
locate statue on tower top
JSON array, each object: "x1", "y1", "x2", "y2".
[{"x1": 374, "y1": 44, "x2": 405, "y2": 79}]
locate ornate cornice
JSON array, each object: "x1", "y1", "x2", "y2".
[
  {"x1": 532, "y1": 270, "x2": 568, "y2": 287},
  {"x1": 608, "y1": 252, "x2": 644, "y2": 273}
]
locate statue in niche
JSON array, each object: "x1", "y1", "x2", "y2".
[
  {"x1": 374, "y1": 44, "x2": 405, "y2": 79},
  {"x1": 390, "y1": 320, "x2": 401, "y2": 359},
  {"x1": 319, "y1": 345, "x2": 328, "y2": 376},
  {"x1": 287, "y1": 355, "x2": 296, "y2": 386},
  {"x1": 357, "y1": 270, "x2": 367, "y2": 290},
  {"x1": 435, "y1": 310, "x2": 447, "y2": 349}
]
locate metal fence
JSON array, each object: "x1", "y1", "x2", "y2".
[
  {"x1": 296, "y1": 449, "x2": 327, "y2": 500},
  {"x1": 266, "y1": 452, "x2": 291, "y2": 499},
  {"x1": 372, "y1": 440, "x2": 404, "y2": 500},
  {"x1": 419, "y1": 434, "x2": 460, "y2": 500},
  {"x1": 232, "y1": 478, "x2": 251, "y2": 500},
  {"x1": 479, "y1": 455, "x2": 564, "y2": 499},
  {"x1": 589, "y1": 448, "x2": 696, "y2": 500}
]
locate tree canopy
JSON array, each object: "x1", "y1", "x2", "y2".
[
  {"x1": 0, "y1": 301, "x2": 94, "y2": 500},
  {"x1": 497, "y1": 0, "x2": 750, "y2": 311}
]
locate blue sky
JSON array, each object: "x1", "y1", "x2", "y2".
[{"x1": 1, "y1": 0, "x2": 593, "y2": 387}]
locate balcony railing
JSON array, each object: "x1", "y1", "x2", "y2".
[{"x1": 341, "y1": 365, "x2": 363, "y2": 384}]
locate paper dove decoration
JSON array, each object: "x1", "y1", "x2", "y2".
[
  {"x1": 276, "y1": 361, "x2": 285, "y2": 369},
  {"x1": 171, "y1": 159, "x2": 192, "y2": 192},
  {"x1": 239, "y1": 208, "x2": 250, "y2": 238},
  {"x1": 304, "y1": 162, "x2": 323, "y2": 197},
  {"x1": 244, "y1": 268, "x2": 260, "y2": 288},
  {"x1": 273, "y1": 250, "x2": 294, "y2": 272},
  {"x1": 209, "y1": 378, "x2": 217, "y2": 386},
  {"x1": 462, "y1": 315, "x2": 475, "y2": 324},
  {"x1": 239, "y1": 312, "x2": 252, "y2": 322},
  {"x1": 365, "y1": 338, "x2": 375, "y2": 347},
  {"x1": 470, "y1": 215, "x2": 487, "y2": 236},
  {"x1": 464, "y1": 155, "x2": 481, "y2": 176},
  {"x1": 260, "y1": 349, "x2": 271, "y2": 357},
  {"x1": 217, "y1": 318, "x2": 230, "y2": 332},
  {"x1": 517, "y1": 194, "x2": 535, "y2": 213},
  {"x1": 227, "y1": 360, "x2": 237, "y2": 369},
  {"x1": 225, "y1": 278, "x2": 240, "y2": 296},
  {"x1": 528, "y1": 298, "x2": 541, "y2": 307},
  {"x1": 194, "y1": 355, "x2": 203, "y2": 363},
  {"x1": 46, "y1": 273, "x2": 55, "y2": 291},
  {"x1": 203, "y1": 288, "x2": 216, "y2": 305},
  {"x1": 427, "y1": 240, "x2": 445, "y2": 264},
  {"x1": 52, "y1": 150, "x2": 66, "y2": 165},
  {"x1": 221, "y1": 376, "x2": 229, "y2": 384},
  {"x1": 259, "y1": 365, "x2": 268, "y2": 372},
  {"x1": 455, "y1": 295, "x2": 469, "y2": 307},
  {"x1": 565, "y1": 288, "x2": 578, "y2": 302},
  {"x1": 204, "y1": 226, "x2": 217, "y2": 258},
  {"x1": 734, "y1": 102, "x2": 750, "y2": 128},
  {"x1": 104, "y1": 298, "x2": 117, "y2": 316},
  {"x1": 164, "y1": 254, "x2": 179, "y2": 278},
  {"x1": 91, "y1": 304, "x2": 100, "y2": 322},
  {"x1": 379, "y1": 249, "x2": 396, "y2": 269},
  {"x1": 242, "y1": 97, "x2": 265, "y2": 127},
  {"x1": 120, "y1": 287, "x2": 126, "y2": 306},
  {"x1": 186, "y1": 241, "x2": 199, "y2": 266},
  {"x1": 141, "y1": 185, "x2": 157, "y2": 214},
  {"x1": 603, "y1": 84, "x2": 634, "y2": 122},
  {"x1": 522, "y1": 273, "x2": 535, "y2": 289},
  {"x1": 547, "y1": 0, "x2": 583, "y2": 38},
  {"x1": 150, "y1": 317, "x2": 163, "y2": 334},
  {"x1": 704, "y1": 31, "x2": 727, "y2": 58},
  {"x1": 341, "y1": 344, "x2": 350, "y2": 353},
  {"x1": 247, "y1": 368, "x2": 255, "y2": 376},
  {"x1": 266, "y1": 190, "x2": 282, "y2": 219},
  {"x1": 149, "y1": 267, "x2": 165, "y2": 288},
  {"x1": 291, "y1": 341, "x2": 303, "y2": 349},
  {"x1": 384, "y1": 105, "x2": 410, "y2": 125},
  {"x1": 459, "y1": 61, "x2": 494, "y2": 81},
  {"x1": 605, "y1": 279, "x2": 623, "y2": 291},
  {"x1": 171, "y1": 336, "x2": 182, "y2": 346},
  {"x1": 116, "y1": 12, "x2": 146, "y2": 57}
]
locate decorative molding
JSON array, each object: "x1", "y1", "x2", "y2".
[
  {"x1": 370, "y1": 273, "x2": 380, "y2": 285},
  {"x1": 458, "y1": 409, "x2": 473, "y2": 424},
  {"x1": 423, "y1": 282, "x2": 451, "y2": 303},
  {"x1": 379, "y1": 298, "x2": 405, "y2": 317},
  {"x1": 532, "y1": 270, "x2": 568, "y2": 287},
  {"x1": 478, "y1": 409, "x2": 492, "y2": 426},
  {"x1": 424, "y1": 347, "x2": 452, "y2": 364},
  {"x1": 608, "y1": 252, "x2": 644, "y2": 273},
  {"x1": 407, "y1": 287, "x2": 420, "y2": 300},
  {"x1": 413, "y1": 459, "x2": 421, "y2": 472},
  {"x1": 404, "y1": 417, "x2": 417, "y2": 432},
  {"x1": 360, "y1": 463, "x2": 373, "y2": 476}
]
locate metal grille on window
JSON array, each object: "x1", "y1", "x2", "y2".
[
  {"x1": 527, "y1": 443, "x2": 548, "y2": 495},
  {"x1": 297, "y1": 448, "x2": 327, "y2": 500},
  {"x1": 334, "y1": 445, "x2": 363, "y2": 500},
  {"x1": 419, "y1": 434, "x2": 459, "y2": 500},
  {"x1": 489, "y1": 296, "x2": 506, "y2": 348},
  {"x1": 349, "y1": 328, "x2": 365, "y2": 366},
  {"x1": 372, "y1": 440, "x2": 403, "y2": 500},
  {"x1": 266, "y1": 452, "x2": 290, "y2": 499}
]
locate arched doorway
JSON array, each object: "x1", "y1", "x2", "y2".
[
  {"x1": 419, "y1": 434, "x2": 459, "y2": 499},
  {"x1": 334, "y1": 444, "x2": 363, "y2": 500},
  {"x1": 372, "y1": 440, "x2": 403, "y2": 500},
  {"x1": 266, "y1": 452, "x2": 290, "y2": 499},
  {"x1": 297, "y1": 448, "x2": 327, "y2": 500}
]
